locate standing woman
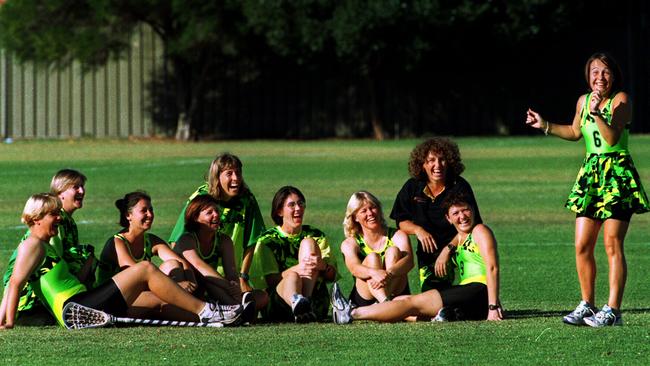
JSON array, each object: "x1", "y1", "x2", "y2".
[
  {"x1": 96, "y1": 191, "x2": 197, "y2": 294},
  {"x1": 255, "y1": 186, "x2": 337, "y2": 322},
  {"x1": 169, "y1": 153, "x2": 266, "y2": 292},
  {"x1": 341, "y1": 191, "x2": 413, "y2": 306},
  {"x1": 526, "y1": 52, "x2": 649, "y2": 327},
  {"x1": 390, "y1": 138, "x2": 482, "y2": 292}
]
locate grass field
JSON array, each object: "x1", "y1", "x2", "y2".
[{"x1": 1, "y1": 136, "x2": 650, "y2": 365}]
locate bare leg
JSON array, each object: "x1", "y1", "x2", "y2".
[
  {"x1": 384, "y1": 246, "x2": 408, "y2": 297},
  {"x1": 276, "y1": 271, "x2": 302, "y2": 307},
  {"x1": 575, "y1": 217, "x2": 601, "y2": 304},
  {"x1": 112, "y1": 261, "x2": 205, "y2": 315},
  {"x1": 158, "y1": 259, "x2": 187, "y2": 282},
  {"x1": 602, "y1": 218, "x2": 629, "y2": 309},
  {"x1": 352, "y1": 290, "x2": 442, "y2": 322},
  {"x1": 297, "y1": 238, "x2": 322, "y2": 297},
  {"x1": 128, "y1": 291, "x2": 197, "y2": 321},
  {"x1": 355, "y1": 253, "x2": 389, "y2": 303}
]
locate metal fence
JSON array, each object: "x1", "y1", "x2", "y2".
[{"x1": 1, "y1": 26, "x2": 162, "y2": 140}]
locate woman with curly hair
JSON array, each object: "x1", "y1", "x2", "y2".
[
  {"x1": 340, "y1": 191, "x2": 413, "y2": 306},
  {"x1": 390, "y1": 138, "x2": 482, "y2": 292}
]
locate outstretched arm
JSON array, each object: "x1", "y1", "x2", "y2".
[{"x1": 526, "y1": 96, "x2": 584, "y2": 141}]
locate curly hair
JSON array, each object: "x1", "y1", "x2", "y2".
[
  {"x1": 342, "y1": 191, "x2": 387, "y2": 238},
  {"x1": 441, "y1": 191, "x2": 472, "y2": 215},
  {"x1": 407, "y1": 138, "x2": 465, "y2": 181}
]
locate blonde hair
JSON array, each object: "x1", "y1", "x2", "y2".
[
  {"x1": 21, "y1": 193, "x2": 62, "y2": 227},
  {"x1": 342, "y1": 191, "x2": 387, "y2": 238},
  {"x1": 50, "y1": 169, "x2": 87, "y2": 195},
  {"x1": 206, "y1": 153, "x2": 248, "y2": 199}
]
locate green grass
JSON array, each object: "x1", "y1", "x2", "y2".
[{"x1": 1, "y1": 136, "x2": 650, "y2": 365}]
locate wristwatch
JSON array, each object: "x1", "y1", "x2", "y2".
[
  {"x1": 488, "y1": 304, "x2": 501, "y2": 311},
  {"x1": 239, "y1": 272, "x2": 250, "y2": 281},
  {"x1": 446, "y1": 243, "x2": 456, "y2": 252}
]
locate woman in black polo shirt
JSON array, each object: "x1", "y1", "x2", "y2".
[{"x1": 390, "y1": 138, "x2": 481, "y2": 292}]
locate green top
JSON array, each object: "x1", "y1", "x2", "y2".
[
  {"x1": 254, "y1": 225, "x2": 335, "y2": 287},
  {"x1": 581, "y1": 92, "x2": 629, "y2": 154},
  {"x1": 95, "y1": 233, "x2": 153, "y2": 286},
  {"x1": 3, "y1": 209, "x2": 93, "y2": 312},
  {"x1": 453, "y1": 233, "x2": 486, "y2": 285},
  {"x1": 355, "y1": 227, "x2": 397, "y2": 261},
  {"x1": 169, "y1": 184, "x2": 267, "y2": 287}
]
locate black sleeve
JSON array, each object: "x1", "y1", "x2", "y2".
[{"x1": 390, "y1": 179, "x2": 416, "y2": 225}]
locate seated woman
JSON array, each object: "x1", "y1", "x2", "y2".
[
  {"x1": 0, "y1": 194, "x2": 243, "y2": 329},
  {"x1": 332, "y1": 192, "x2": 502, "y2": 323},
  {"x1": 340, "y1": 191, "x2": 413, "y2": 306},
  {"x1": 96, "y1": 191, "x2": 197, "y2": 292},
  {"x1": 255, "y1": 186, "x2": 337, "y2": 322},
  {"x1": 173, "y1": 195, "x2": 268, "y2": 311}
]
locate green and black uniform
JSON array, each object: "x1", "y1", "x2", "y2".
[
  {"x1": 347, "y1": 228, "x2": 410, "y2": 306},
  {"x1": 565, "y1": 92, "x2": 650, "y2": 220},
  {"x1": 255, "y1": 225, "x2": 335, "y2": 321},
  {"x1": 2, "y1": 209, "x2": 94, "y2": 316},
  {"x1": 95, "y1": 233, "x2": 154, "y2": 286},
  {"x1": 169, "y1": 184, "x2": 267, "y2": 288},
  {"x1": 438, "y1": 233, "x2": 488, "y2": 320}
]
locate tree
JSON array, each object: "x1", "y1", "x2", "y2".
[{"x1": 0, "y1": 0, "x2": 259, "y2": 140}]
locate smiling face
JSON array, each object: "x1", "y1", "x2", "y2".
[
  {"x1": 196, "y1": 203, "x2": 221, "y2": 231},
  {"x1": 589, "y1": 59, "x2": 613, "y2": 97},
  {"x1": 127, "y1": 199, "x2": 154, "y2": 231},
  {"x1": 422, "y1": 151, "x2": 447, "y2": 184},
  {"x1": 354, "y1": 201, "x2": 381, "y2": 232},
  {"x1": 59, "y1": 184, "x2": 85, "y2": 214},
  {"x1": 277, "y1": 193, "x2": 306, "y2": 233},
  {"x1": 218, "y1": 166, "x2": 242, "y2": 200},
  {"x1": 445, "y1": 203, "x2": 474, "y2": 234},
  {"x1": 36, "y1": 210, "x2": 62, "y2": 238}
]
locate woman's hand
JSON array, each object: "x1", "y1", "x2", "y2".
[
  {"x1": 487, "y1": 307, "x2": 503, "y2": 321},
  {"x1": 367, "y1": 268, "x2": 390, "y2": 289},
  {"x1": 297, "y1": 254, "x2": 321, "y2": 277},
  {"x1": 415, "y1": 227, "x2": 437, "y2": 253},
  {"x1": 434, "y1": 247, "x2": 452, "y2": 277},
  {"x1": 177, "y1": 280, "x2": 197, "y2": 293},
  {"x1": 526, "y1": 108, "x2": 546, "y2": 130},
  {"x1": 589, "y1": 90, "x2": 603, "y2": 114}
]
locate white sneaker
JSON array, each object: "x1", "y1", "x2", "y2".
[
  {"x1": 584, "y1": 305, "x2": 623, "y2": 327},
  {"x1": 200, "y1": 302, "x2": 243, "y2": 325},
  {"x1": 331, "y1": 282, "x2": 353, "y2": 325},
  {"x1": 562, "y1": 301, "x2": 596, "y2": 326}
]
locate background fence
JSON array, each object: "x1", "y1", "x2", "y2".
[{"x1": 1, "y1": 26, "x2": 162, "y2": 139}]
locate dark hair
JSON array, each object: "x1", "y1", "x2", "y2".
[
  {"x1": 115, "y1": 191, "x2": 151, "y2": 228},
  {"x1": 408, "y1": 138, "x2": 464, "y2": 181},
  {"x1": 584, "y1": 52, "x2": 623, "y2": 95},
  {"x1": 185, "y1": 195, "x2": 220, "y2": 233},
  {"x1": 271, "y1": 186, "x2": 306, "y2": 225},
  {"x1": 441, "y1": 192, "x2": 472, "y2": 215}
]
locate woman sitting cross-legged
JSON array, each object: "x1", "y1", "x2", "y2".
[
  {"x1": 0, "y1": 194, "x2": 244, "y2": 329},
  {"x1": 332, "y1": 192, "x2": 502, "y2": 324},
  {"x1": 340, "y1": 191, "x2": 413, "y2": 306}
]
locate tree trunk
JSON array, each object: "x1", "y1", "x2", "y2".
[
  {"x1": 174, "y1": 112, "x2": 191, "y2": 140},
  {"x1": 366, "y1": 74, "x2": 385, "y2": 140}
]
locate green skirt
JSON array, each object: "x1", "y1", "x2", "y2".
[{"x1": 565, "y1": 152, "x2": 650, "y2": 219}]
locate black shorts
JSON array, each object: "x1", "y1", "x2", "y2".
[
  {"x1": 577, "y1": 209, "x2": 633, "y2": 223},
  {"x1": 65, "y1": 279, "x2": 128, "y2": 316},
  {"x1": 349, "y1": 282, "x2": 411, "y2": 307},
  {"x1": 438, "y1": 283, "x2": 488, "y2": 320}
]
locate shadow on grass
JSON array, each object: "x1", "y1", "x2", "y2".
[{"x1": 507, "y1": 308, "x2": 650, "y2": 319}]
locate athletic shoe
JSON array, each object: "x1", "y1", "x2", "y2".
[
  {"x1": 241, "y1": 299, "x2": 257, "y2": 325},
  {"x1": 562, "y1": 300, "x2": 597, "y2": 326},
  {"x1": 331, "y1": 282, "x2": 353, "y2": 325},
  {"x1": 291, "y1": 294, "x2": 314, "y2": 323},
  {"x1": 200, "y1": 302, "x2": 243, "y2": 326},
  {"x1": 584, "y1": 305, "x2": 623, "y2": 327},
  {"x1": 432, "y1": 307, "x2": 448, "y2": 322},
  {"x1": 242, "y1": 291, "x2": 254, "y2": 306}
]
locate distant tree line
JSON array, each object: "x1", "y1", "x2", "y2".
[{"x1": 1, "y1": 0, "x2": 647, "y2": 140}]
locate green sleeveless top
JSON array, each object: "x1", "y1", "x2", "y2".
[
  {"x1": 95, "y1": 232, "x2": 153, "y2": 286},
  {"x1": 187, "y1": 232, "x2": 222, "y2": 268},
  {"x1": 581, "y1": 92, "x2": 629, "y2": 154},
  {"x1": 454, "y1": 233, "x2": 486, "y2": 285},
  {"x1": 29, "y1": 243, "x2": 87, "y2": 327},
  {"x1": 355, "y1": 227, "x2": 397, "y2": 261}
]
